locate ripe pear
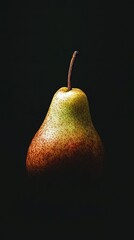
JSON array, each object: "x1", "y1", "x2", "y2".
[{"x1": 26, "y1": 51, "x2": 104, "y2": 184}]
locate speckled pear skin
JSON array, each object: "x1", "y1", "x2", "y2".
[{"x1": 26, "y1": 87, "x2": 104, "y2": 180}]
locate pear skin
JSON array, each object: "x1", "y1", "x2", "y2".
[
  {"x1": 26, "y1": 50, "x2": 105, "y2": 198},
  {"x1": 26, "y1": 86, "x2": 104, "y2": 180}
]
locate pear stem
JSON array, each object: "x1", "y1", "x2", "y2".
[{"x1": 67, "y1": 50, "x2": 78, "y2": 91}]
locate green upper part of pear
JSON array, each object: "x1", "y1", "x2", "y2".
[
  {"x1": 33, "y1": 87, "x2": 102, "y2": 153},
  {"x1": 36, "y1": 87, "x2": 96, "y2": 142},
  {"x1": 42, "y1": 87, "x2": 92, "y2": 127},
  {"x1": 33, "y1": 86, "x2": 101, "y2": 147}
]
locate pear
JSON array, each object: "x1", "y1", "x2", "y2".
[{"x1": 26, "y1": 51, "x2": 104, "y2": 183}]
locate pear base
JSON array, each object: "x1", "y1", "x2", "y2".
[{"x1": 26, "y1": 156, "x2": 105, "y2": 221}]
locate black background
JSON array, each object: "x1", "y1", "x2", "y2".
[{"x1": 1, "y1": 1, "x2": 132, "y2": 238}]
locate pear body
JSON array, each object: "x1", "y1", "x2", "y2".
[{"x1": 26, "y1": 87, "x2": 104, "y2": 180}]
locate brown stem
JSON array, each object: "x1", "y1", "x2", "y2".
[{"x1": 67, "y1": 50, "x2": 78, "y2": 91}]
